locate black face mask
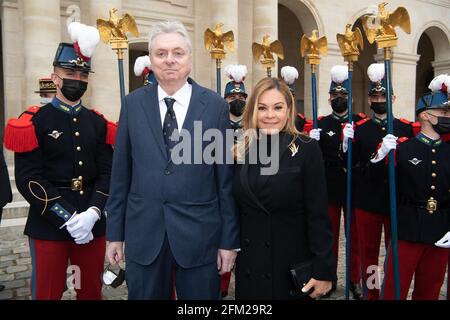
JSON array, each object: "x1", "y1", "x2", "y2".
[
  {"x1": 60, "y1": 78, "x2": 88, "y2": 102},
  {"x1": 331, "y1": 97, "x2": 348, "y2": 113},
  {"x1": 430, "y1": 115, "x2": 450, "y2": 135},
  {"x1": 229, "y1": 99, "x2": 246, "y2": 117},
  {"x1": 371, "y1": 102, "x2": 387, "y2": 115}
]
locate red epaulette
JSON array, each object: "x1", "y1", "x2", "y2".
[
  {"x1": 358, "y1": 112, "x2": 367, "y2": 119},
  {"x1": 411, "y1": 121, "x2": 421, "y2": 136},
  {"x1": 92, "y1": 109, "x2": 118, "y2": 147},
  {"x1": 297, "y1": 112, "x2": 305, "y2": 120},
  {"x1": 318, "y1": 116, "x2": 324, "y2": 121},
  {"x1": 303, "y1": 120, "x2": 313, "y2": 134},
  {"x1": 400, "y1": 118, "x2": 412, "y2": 125},
  {"x1": 4, "y1": 106, "x2": 40, "y2": 153},
  {"x1": 398, "y1": 137, "x2": 409, "y2": 144},
  {"x1": 356, "y1": 117, "x2": 370, "y2": 127}
]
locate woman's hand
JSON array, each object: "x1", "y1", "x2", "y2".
[{"x1": 302, "y1": 278, "x2": 332, "y2": 299}]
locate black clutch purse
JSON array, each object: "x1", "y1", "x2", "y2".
[{"x1": 290, "y1": 260, "x2": 314, "y2": 298}]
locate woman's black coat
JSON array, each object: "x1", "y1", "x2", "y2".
[{"x1": 233, "y1": 133, "x2": 335, "y2": 300}]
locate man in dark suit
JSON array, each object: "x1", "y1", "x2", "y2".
[
  {"x1": 0, "y1": 149, "x2": 13, "y2": 292},
  {"x1": 105, "y1": 20, "x2": 239, "y2": 300}
]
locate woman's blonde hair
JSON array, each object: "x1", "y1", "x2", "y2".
[{"x1": 233, "y1": 77, "x2": 302, "y2": 160}]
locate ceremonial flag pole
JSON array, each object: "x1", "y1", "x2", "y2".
[
  {"x1": 97, "y1": 8, "x2": 139, "y2": 104},
  {"x1": 252, "y1": 35, "x2": 284, "y2": 78},
  {"x1": 336, "y1": 24, "x2": 364, "y2": 300},
  {"x1": 204, "y1": 23, "x2": 235, "y2": 95},
  {"x1": 300, "y1": 30, "x2": 328, "y2": 129},
  {"x1": 362, "y1": 2, "x2": 411, "y2": 300}
]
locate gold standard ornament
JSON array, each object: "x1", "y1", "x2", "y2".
[
  {"x1": 336, "y1": 24, "x2": 364, "y2": 62},
  {"x1": 252, "y1": 35, "x2": 284, "y2": 77},
  {"x1": 361, "y1": 1, "x2": 411, "y2": 49},
  {"x1": 97, "y1": 8, "x2": 139, "y2": 59},
  {"x1": 204, "y1": 23, "x2": 235, "y2": 94},
  {"x1": 96, "y1": 8, "x2": 139, "y2": 102},
  {"x1": 300, "y1": 30, "x2": 327, "y2": 65}
]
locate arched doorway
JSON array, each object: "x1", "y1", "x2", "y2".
[
  {"x1": 278, "y1": 0, "x2": 321, "y2": 116},
  {"x1": 415, "y1": 26, "x2": 450, "y2": 104},
  {"x1": 128, "y1": 41, "x2": 149, "y2": 93}
]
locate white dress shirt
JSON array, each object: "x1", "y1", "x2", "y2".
[{"x1": 158, "y1": 82, "x2": 192, "y2": 131}]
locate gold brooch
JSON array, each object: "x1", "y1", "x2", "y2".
[{"x1": 289, "y1": 143, "x2": 299, "y2": 157}]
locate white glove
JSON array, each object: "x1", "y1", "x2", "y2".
[
  {"x1": 370, "y1": 134, "x2": 398, "y2": 163},
  {"x1": 435, "y1": 232, "x2": 450, "y2": 248},
  {"x1": 75, "y1": 232, "x2": 94, "y2": 245},
  {"x1": 342, "y1": 123, "x2": 354, "y2": 153},
  {"x1": 66, "y1": 207, "x2": 100, "y2": 241},
  {"x1": 309, "y1": 128, "x2": 322, "y2": 141}
]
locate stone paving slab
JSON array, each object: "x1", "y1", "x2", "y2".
[{"x1": 0, "y1": 219, "x2": 448, "y2": 300}]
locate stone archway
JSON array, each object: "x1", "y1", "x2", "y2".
[
  {"x1": 128, "y1": 41, "x2": 149, "y2": 93},
  {"x1": 278, "y1": 0, "x2": 321, "y2": 117},
  {"x1": 415, "y1": 25, "x2": 450, "y2": 103}
]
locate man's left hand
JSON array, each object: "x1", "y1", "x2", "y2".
[{"x1": 217, "y1": 249, "x2": 237, "y2": 275}]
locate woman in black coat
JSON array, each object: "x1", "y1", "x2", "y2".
[{"x1": 233, "y1": 78, "x2": 335, "y2": 300}]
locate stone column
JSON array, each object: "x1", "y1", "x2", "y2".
[
  {"x1": 210, "y1": 0, "x2": 239, "y2": 96},
  {"x1": 88, "y1": 0, "x2": 123, "y2": 121},
  {"x1": 253, "y1": 0, "x2": 278, "y2": 83},
  {"x1": 238, "y1": 0, "x2": 254, "y2": 92},
  {"x1": 23, "y1": 0, "x2": 61, "y2": 107}
]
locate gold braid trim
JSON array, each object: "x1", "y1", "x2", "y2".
[
  {"x1": 96, "y1": 190, "x2": 109, "y2": 197},
  {"x1": 28, "y1": 181, "x2": 61, "y2": 215}
]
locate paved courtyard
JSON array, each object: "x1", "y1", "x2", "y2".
[{"x1": 0, "y1": 217, "x2": 447, "y2": 300}]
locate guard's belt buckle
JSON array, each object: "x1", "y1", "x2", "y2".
[
  {"x1": 71, "y1": 177, "x2": 83, "y2": 191},
  {"x1": 426, "y1": 198, "x2": 437, "y2": 214}
]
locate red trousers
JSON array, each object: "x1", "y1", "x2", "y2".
[
  {"x1": 355, "y1": 208, "x2": 391, "y2": 300},
  {"x1": 328, "y1": 204, "x2": 360, "y2": 283},
  {"x1": 382, "y1": 240, "x2": 448, "y2": 300},
  {"x1": 29, "y1": 236, "x2": 106, "y2": 300}
]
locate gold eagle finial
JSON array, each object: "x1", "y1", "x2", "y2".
[
  {"x1": 96, "y1": 8, "x2": 139, "y2": 43},
  {"x1": 337, "y1": 24, "x2": 364, "y2": 61},
  {"x1": 362, "y1": 2, "x2": 411, "y2": 48},
  {"x1": 252, "y1": 35, "x2": 285, "y2": 62},
  {"x1": 204, "y1": 23, "x2": 234, "y2": 52},
  {"x1": 300, "y1": 30, "x2": 328, "y2": 65}
]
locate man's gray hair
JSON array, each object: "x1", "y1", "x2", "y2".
[{"x1": 148, "y1": 20, "x2": 192, "y2": 53}]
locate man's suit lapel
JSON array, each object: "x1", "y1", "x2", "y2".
[{"x1": 140, "y1": 83, "x2": 167, "y2": 160}]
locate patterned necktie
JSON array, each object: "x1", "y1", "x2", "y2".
[{"x1": 163, "y1": 97, "x2": 178, "y2": 156}]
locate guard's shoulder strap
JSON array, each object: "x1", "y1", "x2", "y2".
[
  {"x1": 91, "y1": 109, "x2": 118, "y2": 147},
  {"x1": 399, "y1": 118, "x2": 412, "y2": 125},
  {"x1": 4, "y1": 106, "x2": 40, "y2": 153},
  {"x1": 297, "y1": 112, "x2": 305, "y2": 120},
  {"x1": 358, "y1": 112, "x2": 367, "y2": 119},
  {"x1": 355, "y1": 117, "x2": 370, "y2": 127},
  {"x1": 411, "y1": 121, "x2": 421, "y2": 136}
]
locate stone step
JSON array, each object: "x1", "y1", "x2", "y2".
[{"x1": 2, "y1": 201, "x2": 29, "y2": 219}]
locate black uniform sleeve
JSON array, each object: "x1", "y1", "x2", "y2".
[
  {"x1": 15, "y1": 147, "x2": 77, "y2": 229},
  {"x1": 302, "y1": 140, "x2": 336, "y2": 281},
  {"x1": 88, "y1": 116, "x2": 113, "y2": 212}
]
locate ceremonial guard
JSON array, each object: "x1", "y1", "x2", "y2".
[
  {"x1": 4, "y1": 22, "x2": 116, "y2": 300},
  {"x1": 134, "y1": 55, "x2": 156, "y2": 86},
  {"x1": 223, "y1": 64, "x2": 248, "y2": 133},
  {"x1": 342, "y1": 63, "x2": 418, "y2": 300},
  {"x1": 35, "y1": 78, "x2": 57, "y2": 106},
  {"x1": 280, "y1": 66, "x2": 310, "y2": 132},
  {"x1": 309, "y1": 65, "x2": 365, "y2": 299},
  {"x1": 373, "y1": 76, "x2": 450, "y2": 300}
]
